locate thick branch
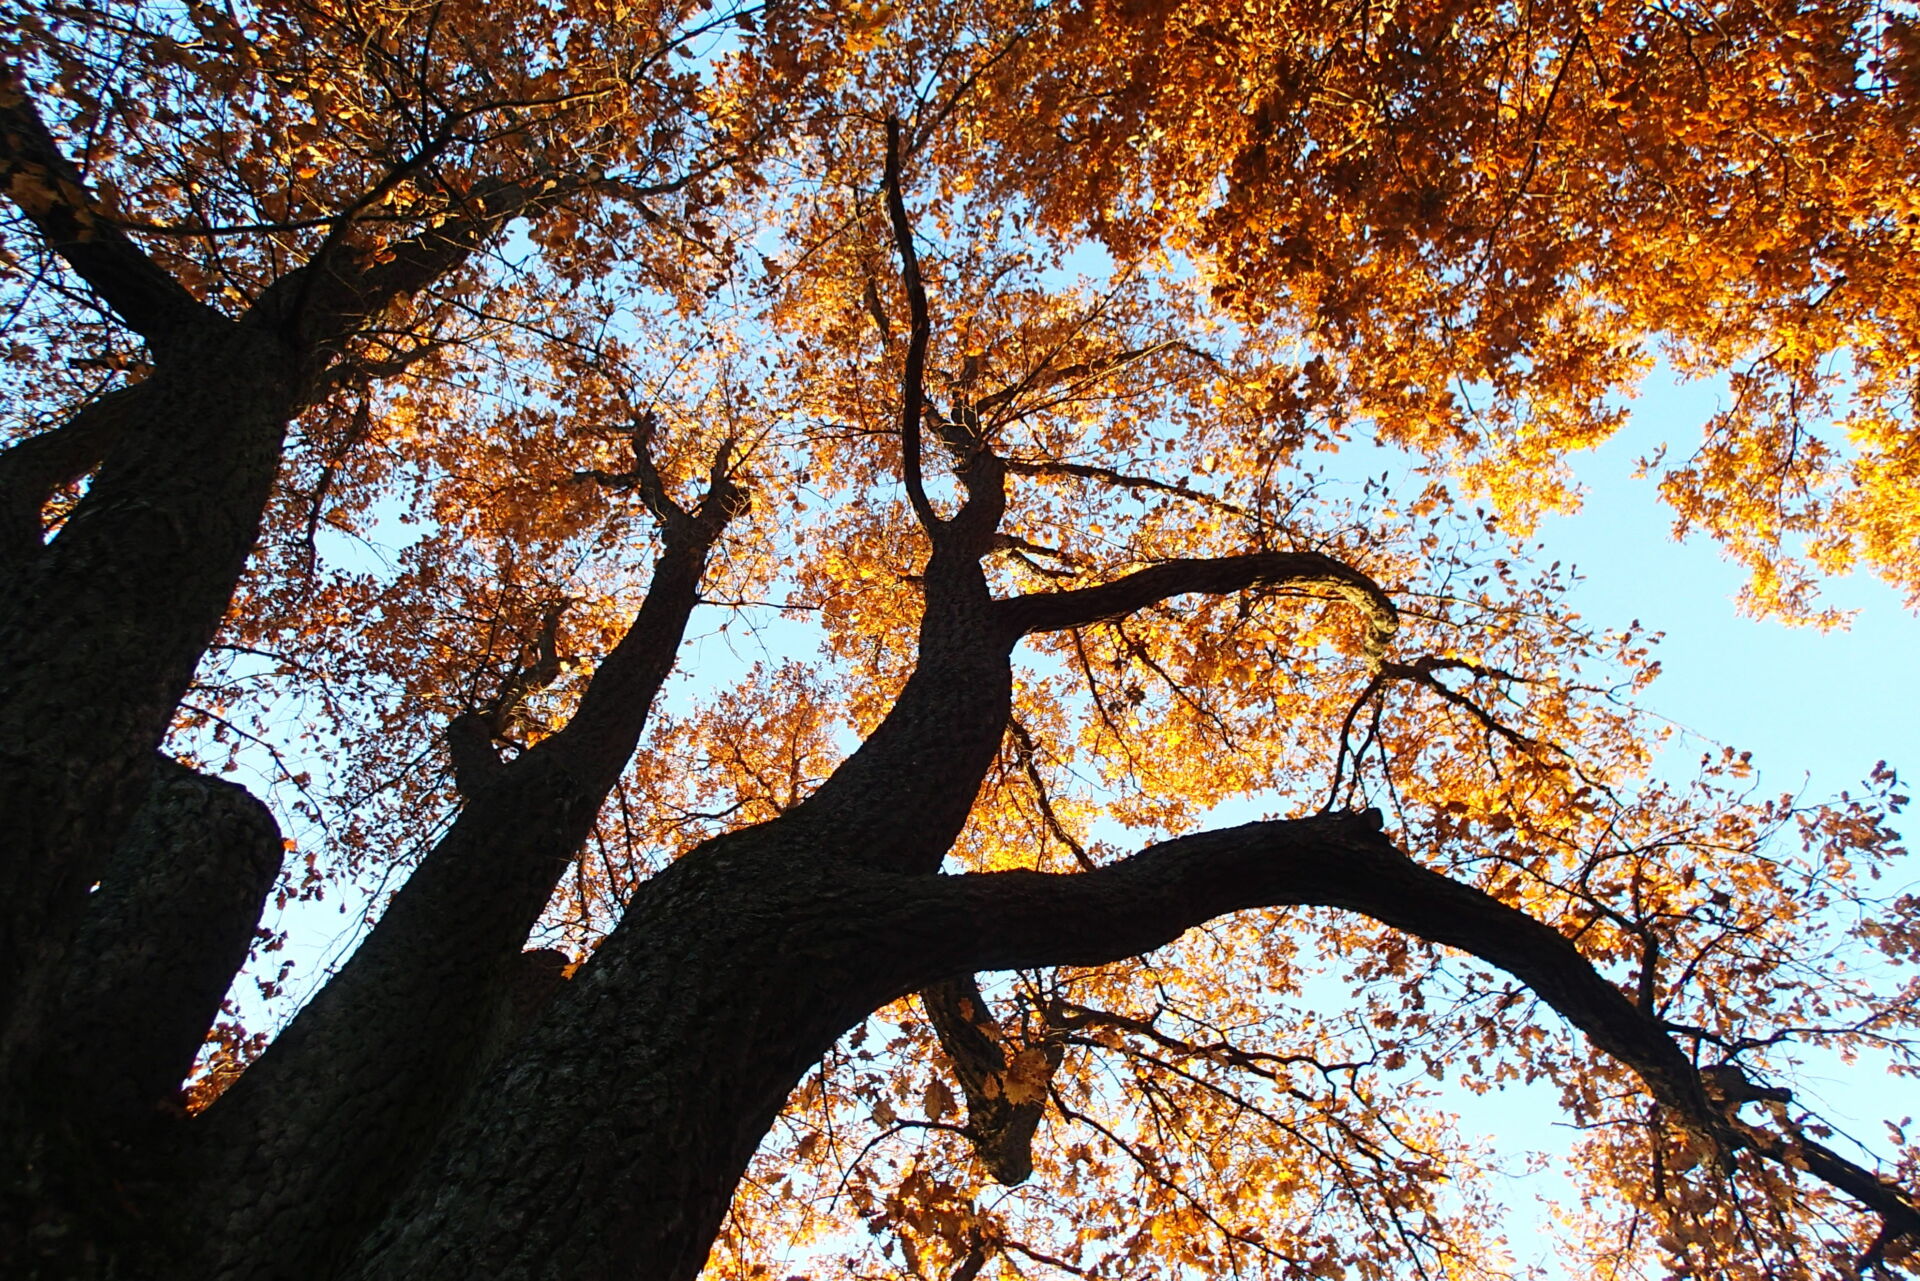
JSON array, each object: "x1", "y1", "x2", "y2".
[
  {"x1": 188, "y1": 451, "x2": 746, "y2": 1278},
  {"x1": 921, "y1": 814, "x2": 1920, "y2": 1240},
  {"x1": 0, "y1": 322, "x2": 302, "y2": 1099},
  {"x1": 774, "y1": 529, "x2": 1013, "y2": 873},
  {"x1": 994, "y1": 551, "x2": 1398, "y2": 658},
  {"x1": 554, "y1": 440, "x2": 747, "y2": 778},
  {"x1": 0, "y1": 172, "x2": 560, "y2": 1056},
  {"x1": 445, "y1": 711, "x2": 507, "y2": 795},
  {"x1": 0, "y1": 69, "x2": 219, "y2": 345}
]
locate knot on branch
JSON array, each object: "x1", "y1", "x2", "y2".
[
  {"x1": 446, "y1": 710, "x2": 508, "y2": 795},
  {"x1": 929, "y1": 395, "x2": 988, "y2": 461},
  {"x1": 1700, "y1": 1061, "x2": 1794, "y2": 1110}
]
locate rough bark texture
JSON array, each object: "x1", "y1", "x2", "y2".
[
  {"x1": 180, "y1": 476, "x2": 742, "y2": 1281},
  {"x1": 54, "y1": 758, "x2": 284, "y2": 1134},
  {"x1": 340, "y1": 525, "x2": 1018, "y2": 1278},
  {"x1": 0, "y1": 77, "x2": 580, "y2": 1280},
  {"x1": 3, "y1": 758, "x2": 282, "y2": 1277},
  {"x1": 0, "y1": 80, "x2": 549, "y2": 1095},
  {"x1": 0, "y1": 324, "x2": 301, "y2": 1090}
]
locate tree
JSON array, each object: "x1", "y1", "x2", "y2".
[{"x1": 2, "y1": 2, "x2": 1916, "y2": 1279}]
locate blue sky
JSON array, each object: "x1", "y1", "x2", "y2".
[
  {"x1": 1534, "y1": 376, "x2": 1916, "y2": 811},
  {"x1": 1436, "y1": 369, "x2": 1918, "y2": 1273}
]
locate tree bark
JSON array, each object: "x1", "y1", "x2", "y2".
[
  {"x1": 7, "y1": 77, "x2": 1914, "y2": 1279},
  {"x1": 54, "y1": 758, "x2": 283, "y2": 1134},
  {"x1": 183, "y1": 492, "x2": 741, "y2": 1281},
  {"x1": 4, "y1": 757, "x2": 282, "y2": 1280},
  {"x1": 0, "y1": 76, "x2": 561, "y2": 1100},
  {"x1": 0, "y1": 326, "x2": 301, "y2": 1088},
  {"x1": 342, "y1": 519, "x2": 1023, "y2": 1280},
  {"x1": 342, "y1": 803, "x2": 1920, "y2": 1280},
  {"x1": 920, "y1": 974, "x2": 1064, "y2": 1186}
]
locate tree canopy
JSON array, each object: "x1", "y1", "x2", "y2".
[{"x1": 2, "y1": 1, "x2": 1917, "y2": 1279}]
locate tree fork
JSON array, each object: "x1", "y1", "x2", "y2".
[
  {"x1": 334, "y1": 530, "x2": 1415, "y2": 1279},
  {"x1": 181, "y1": 450, "x2": 747, "y2": 1281}
]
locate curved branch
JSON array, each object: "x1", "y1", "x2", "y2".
[
  {"x1": 0, "y1": 69, "x2": 220, "y2": 346},
  {"x1": 994, "y1": 550, "x2": 1398, "y2": 660},
  {"x1": 882, "y1": 115, "x2": 939, "y2": 534},
  {"x1": 914, "y1": 813, "x2": 1920, "y2": 1242}
]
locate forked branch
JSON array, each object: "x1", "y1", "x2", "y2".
[{"x1": 256, "y1": 173, "x2": 543, "y2": 359}]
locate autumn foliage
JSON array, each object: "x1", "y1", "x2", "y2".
[{"x1": 2, "y1": 1, "x2": 1918, "y2": 1279}]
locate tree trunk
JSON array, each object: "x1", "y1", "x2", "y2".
[
  {"x1": 0, "y1": 324, "x2": 299, "y2": 1088},
  {"x1": 5, "y1": 757, "x2": 283, "y2": 1279},
  {"x1": 345, "y1": 835, "x2": 967, "y2": 1281},
  {"x1": 179, "y1": 498, "x2": 743, "y2": 1281},
  {"x1": 53, "y1": 757, "x2": 283, "y2": 1135}
]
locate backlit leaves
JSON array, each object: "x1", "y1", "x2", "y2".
[{"x1": 4, "y1": 0, "x2": 1917, "y2": 1276}]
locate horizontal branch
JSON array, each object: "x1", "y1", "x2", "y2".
[
  {"x1": 934, "y1": 813, "x2": 1699, "y2": 1094},
  {"x1": 914, "y1": 813, "x2": 1920, "y2": 1240},
  {"x1": 994, "y1": 551, "x2": 1398, "y2": 659}
]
